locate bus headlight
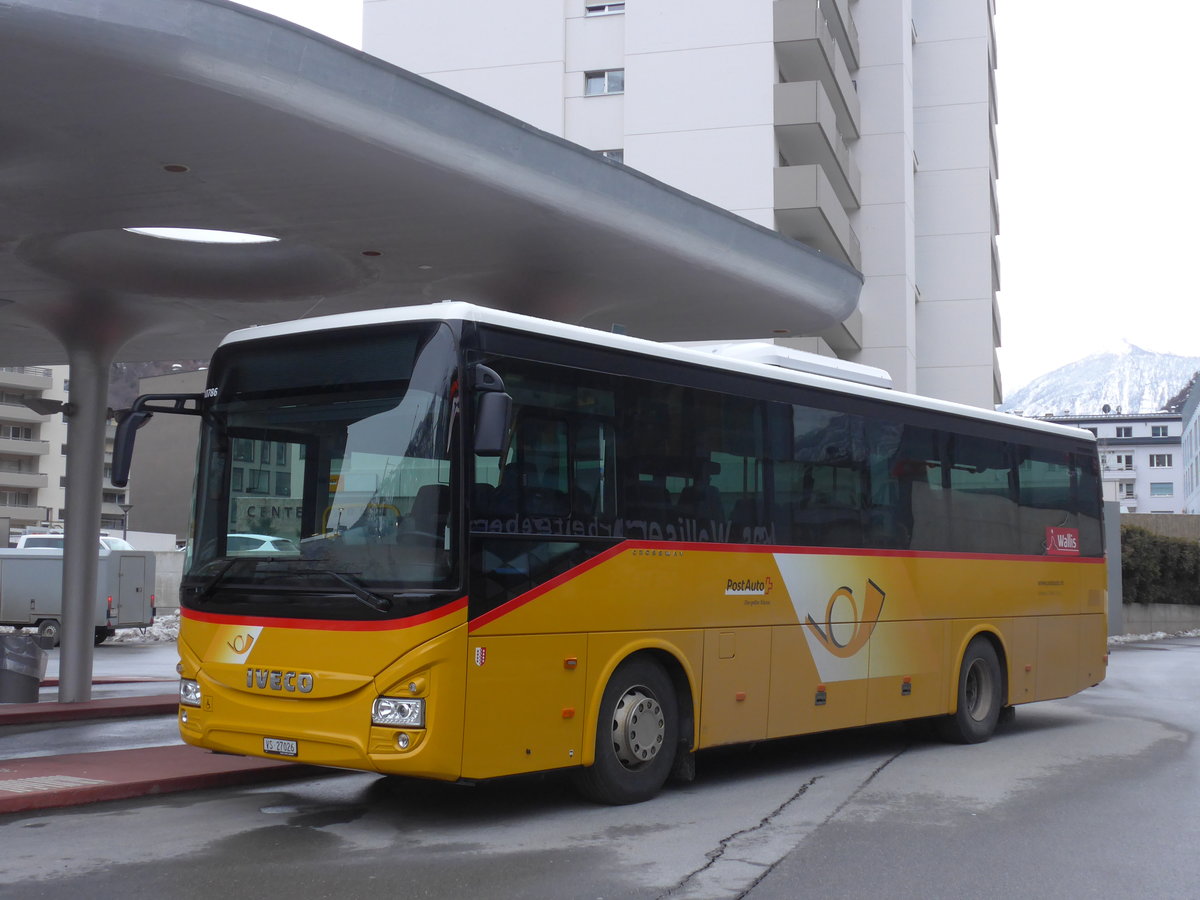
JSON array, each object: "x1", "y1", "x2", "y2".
[
  {"x1": 372, "y1": 696, "x2": 425, "y2": 728},
  {"x1": 180, "y1": 678, "x2": 201, "y2": 708}
]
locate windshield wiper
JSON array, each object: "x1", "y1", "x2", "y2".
[
  {"x1": 306, "y1": 569, "x2": 394, "y2": 612},
  {"x1": 189, "y1": 557, "x2": 244, "y2": 605},
  {"x1": 189, "y1": 560, "x2": 393, "y2": 613}
]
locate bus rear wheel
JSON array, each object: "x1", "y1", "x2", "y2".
[
  {"x1": 573, "y1": 657, "x2": 678, "y2": 805},
  {"x1": 938, "y1": 636, "x2": 1003, "y2": 744}
]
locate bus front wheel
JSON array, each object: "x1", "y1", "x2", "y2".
[
  {"x1": 938, "y1": 636, "x2": 1003, "y2": 744},
  {"x1": 573, "y1": 657, "x2": 678, "y2": 805}
]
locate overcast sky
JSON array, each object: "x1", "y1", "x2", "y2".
[{"x1": 235, "y1": 1, "x2": 1200, "y2": 395}]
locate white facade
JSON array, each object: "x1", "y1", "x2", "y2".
[
  {"x1": 1181, "y1": 382, "x2": 1200, "y2": 514},
  {"x1": 0, "y1": 365, "x2": 127, "y2": 540},
  {"x1": 362, "y1": 0, "x2": 1001, "y2": 407},
  {"x1": 1047, "y1": 413, "x2": 1185, "y2": 515}
]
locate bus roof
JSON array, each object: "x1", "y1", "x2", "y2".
[{"x1": 219, "y1": 302, "x2": 1096, "y2": 444}]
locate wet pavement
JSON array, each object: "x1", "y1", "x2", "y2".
[{"x1": 0, "y1": 639, "x2": 337, "y2": 815}]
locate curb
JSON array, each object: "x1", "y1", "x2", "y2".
[
  {"x1": 0, "y1": 744, "x2": 331, "y2": 815},
  {"x1": 0, "y1": 693, "x2": 178, "y2": 726}
]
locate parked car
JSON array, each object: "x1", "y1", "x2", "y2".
[
  {"x1": 14, "y1": 534, "x2": 135, "y2": 551},
  {"x1": 226, "y1": 533, "x2": 300, "y2": 554}
]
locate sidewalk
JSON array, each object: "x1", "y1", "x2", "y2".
[{"x1": 0, "y1": 679, "x2": 337, "y2": 816}]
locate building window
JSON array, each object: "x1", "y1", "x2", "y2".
[
  {"x1": 233, "y1": 439, "x2": 255, "y2": 462},
  {"x1": 275, "y1": 471, "x2": 291, "y2": 497},
  {"x1": 1150, "y1": 482, "x2": 1174, "y2": 497},
  {"x1": 585, "y1": 69, "x2": 624, "y2": 96},
  {"x1": 0, "y1": 490, "x2": 32, "y2": 506},
  {"x1": 1150, "y1": 454, "x2": 1174, "y2": 468},
  {"x1": 585, "y1": 2, "x2": 625, "y2": 15},
  {"x1": 600, "y1": 149, "x2": 624, "y2": 163},
  {"x1": 1119, "y1": 482, "x2": 1135, "y2": 498},
  {"x1": 1085, "y1": 428, "x2": 1098, "y2": 436},
  {"x1": 102, "y1": 491, "x2": 125, "y2": 504},
  {"x1": 1152, "y1": 425, "x2": 1169, "y2": 437},
  {"x1": 1115, "y1": 426, "x2": 1132, "y2": 438}
]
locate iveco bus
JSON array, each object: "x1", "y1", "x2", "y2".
[{"x1": 114, "y1": 303, "x2": 1107, "y2": 803}]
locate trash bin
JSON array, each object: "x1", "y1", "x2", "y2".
[{"x1": 0, "y1": 633, "x2": 50, "y2": 703}]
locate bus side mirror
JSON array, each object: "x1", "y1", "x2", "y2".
[
  {"x1": 473, "y1": 366, "x2": 511, "y2": 457},
  {"x1": 111, "y1": 393, "x2": 204, "y2": 487}
]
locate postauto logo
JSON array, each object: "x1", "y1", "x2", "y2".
[{"x1": 725, "y1": 576, "x2": 773, "y2": 596}]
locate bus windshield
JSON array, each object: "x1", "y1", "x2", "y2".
[{"x1": 184, "y1": 322, "x2": 460, "y2": 620}]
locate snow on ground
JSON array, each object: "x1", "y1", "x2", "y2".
[
  {"x1": 1, "y1": 613, "x2": 179, "y2": 641},
  {"x1": 1108, "y1": 627, "x2": 1200, "y2": 645},
  {"x1": 109, "y1": 612, "x2": 180, "y2": 643}
]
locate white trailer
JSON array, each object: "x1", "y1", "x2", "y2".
[{"x1": 0, "y1": 549, "x2": 156, "y2": 645}]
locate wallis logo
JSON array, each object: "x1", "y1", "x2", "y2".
[{"x1": 805, "y1": 580, "x2": 886, "y2": 658}]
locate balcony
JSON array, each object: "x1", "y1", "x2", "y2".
[
  {"x1": 774, "y1": 0, "x2": 860, "y2": 140},
  {"x1": 0, "y1": 503, "x2": 41, "y2": 523},
  {"x1": 0, "y1": 401, "x2": 51, "y2": 424},
  {"x1": 819, "y1": 0, "x2": 859, "y2": 69},
  {"x1": 0, "y1": 471, "x2": 48, "y2": 490},
  {"x1": 0, "y1": 437, "x2": 49, "y2": 456},
  {"x1": 0, "y1": 366, "x2": 53, "y2": 391},
  {"x1": 1102, "y1": 465, "x2": 1136, "y2": 481},
  {"x1": 774, "y1": 80, "x2": 859, "y2": 209},
  {"x1": 774, "y1": 164, "x2": 861, "y2": 268}
]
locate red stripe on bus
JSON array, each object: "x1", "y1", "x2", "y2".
[
  {"x1": 618, "y1": 540, "x2": 1107, "y2": 565},
  {"x1": 467, "y1": 540, "x2": 1105, "y2": 631},
  {"x1": 467, "y1": 542, "x2": 632, "y2": 632},
  {"x1": 182, "y1": 597, "x2": 467, "y2": 631}
]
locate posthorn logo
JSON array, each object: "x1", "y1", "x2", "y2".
[{"x1": 805, "y1": 580, "x2": 887, "y2": 658}]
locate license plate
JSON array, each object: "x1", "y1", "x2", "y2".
[{"x1": 263, "y1": 737, "x2": 298, "y2": 757}]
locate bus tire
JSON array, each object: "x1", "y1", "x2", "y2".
[
  {"x1": 36, "y1": 619, "x2": 61, "y2": 647},
  {"x1": 938, "y1": 636, "x2": 1003, "y2": 744},
  {"x1": 573, "y1": 657, "x2": 678, "y2": 805}
]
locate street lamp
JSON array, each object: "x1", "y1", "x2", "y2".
[{"x1": 119, "y1": 503, "x2": 133, "y2": 541}]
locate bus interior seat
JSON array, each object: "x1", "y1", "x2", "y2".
[{"x1": 403, "y1": 483, "x2": 449, "y2": 536}]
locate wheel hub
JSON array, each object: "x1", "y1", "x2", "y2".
[
  {"x1": 964, "y1": 659, "x2": 994, "y2": 722},
  {"x1": 612, "y1": 688, "x2": 665, "y2": 769}
]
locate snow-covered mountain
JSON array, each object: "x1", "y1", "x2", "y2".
[{"x1": 1000, "y1": 341, "x2": 1200, "y2": 416}]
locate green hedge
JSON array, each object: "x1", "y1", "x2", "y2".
[{"x1": 1121, "y1": 525, "x2": 1200, "y2": 606}]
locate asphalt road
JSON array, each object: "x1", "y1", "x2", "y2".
[{"x1": 2, "y1": 637, "x2": 1197, "y2": 900}]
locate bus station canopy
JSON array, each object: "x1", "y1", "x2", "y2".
[
  {"x1": 0, "y1": 0, "x2": 860, "y2": 703},
  {"x1": 0, "y1": 0, "x2": 861, "y2": 367}
]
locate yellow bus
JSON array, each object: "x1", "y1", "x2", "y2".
[{"x1": 115, "y1": 302, "x2": 1107, "y2": 804}]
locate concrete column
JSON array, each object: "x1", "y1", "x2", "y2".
[{"x1": 57, "y1": 344, "x2": 115, "y2": 702}]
